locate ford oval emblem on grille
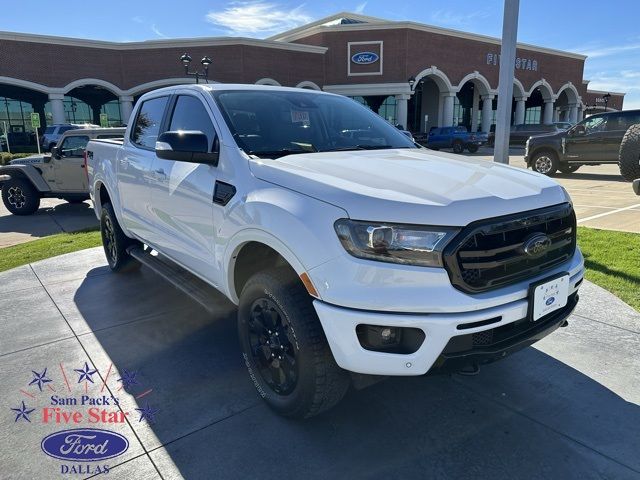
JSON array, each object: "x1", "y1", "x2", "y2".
[
  {"x1": 523, "y1": 233, "x2": 552, "y2": 258},
  {"x1": 546, "y1": 297, "x2": 555, "y2": 306}
]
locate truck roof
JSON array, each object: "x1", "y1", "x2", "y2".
[{"x1": 141, "y1": 83, "x2": 332, "y2": 97}]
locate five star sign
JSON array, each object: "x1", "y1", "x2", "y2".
[
  {"x1": 74, "y1": 362, "x2": 98, "y2": 383},
  {"x1": 28, "y1": 368, "x2": 52, "y2": 392},
  {"x1": 11, "y1": 401, "x2": 35, "y2": 422}
]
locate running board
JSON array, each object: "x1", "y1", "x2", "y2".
[{"x1": 126, "y1": 245, "x2": 222, "y2": 313}]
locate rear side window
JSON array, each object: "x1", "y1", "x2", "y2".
[
  {"x1": 622, "y1": 113, "x2": 640, "y2": 129},
  {"x1": 97, "y1": 134, "x2": 124, "y2": 139},
  {"x1": 58, "y1": 126, "x2": 75, "y2": 134},
  {"x1": 131, "y1": 96, "x2": 169, "y2": 149},
  {"x1": 44, "y1": 127, "x2": 55, "y2": 134},
  {"x1": 168, "y1": 95, "x2": 216, "y2": 150}
]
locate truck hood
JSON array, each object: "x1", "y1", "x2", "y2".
[
  {"x1": 249, "y1": 149, "x2": 569, "y2": 226},
  {"x1": 529, "y1": 131, "x2": 565, "y2": 142},
  {"x1": 10, "y1": 155, "x2": 48, "y2": 166}
]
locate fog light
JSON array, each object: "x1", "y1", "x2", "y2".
[{"x1": 356, "y1": 324, "x2": 425, "y2": 354}]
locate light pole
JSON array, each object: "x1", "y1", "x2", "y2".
[
  {"x1": 603, "y1": 92, "x2": 611, "y2": 112},
  {"x1": 180, "y1": 53, "x2": 213, "y2": 84},
  {"x1": 493, "y1": 0, "x2": 520, "y2": 165}
]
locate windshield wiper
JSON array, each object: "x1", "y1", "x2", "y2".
[
  {"x1": 246, "y1": 148, "x2": 313, "y2": 158},
  {"x1": 320, "y1": 144, "x2": 406, "y2": 152}
]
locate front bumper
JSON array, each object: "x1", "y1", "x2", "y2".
[{"x1": 313, "y1": 267, "x2": 582, "y2": 376}]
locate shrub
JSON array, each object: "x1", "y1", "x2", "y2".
[{"x1": 0, "y1": 153, "x2": 37, "y2": 166}]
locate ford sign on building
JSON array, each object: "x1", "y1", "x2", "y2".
[{"x1": 351, "y1": 52, "x2": 379, "y2": 64}]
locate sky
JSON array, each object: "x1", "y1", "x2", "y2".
[{"x1": 2, "y1": 0, "x2": 639, "y2": 109}]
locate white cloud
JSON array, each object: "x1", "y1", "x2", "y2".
[
  {"x1": 205, "y1": 1, "x2": 312, "y2": 37},
  {"x1": 151, "y1": 24, "x2": 168, "y2": 38},
  {"x1": 429, "y1": 9, "x2": 491, "y2": 28},
  {"x1": 131, "y1": 16, "x2": 144, "y2": 24},
  {"x1": 355, "y1": 2, "x2": 367, "y2": 14},
  {"x1": 576, "y1": 42, "x2": 640, "y2": 59}
]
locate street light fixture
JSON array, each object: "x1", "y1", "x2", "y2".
[
  {"x1": 408, "y1": 76, "x2": 416, "y2": 90},
  {"x1": 180, "y1": 53, "x2": 212, "y2": 84},
  {"x1": 603, "y1": 92, "x2": 611, "y2": 112}
]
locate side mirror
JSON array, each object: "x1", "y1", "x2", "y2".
[
  {"x1": 52, "y1": 146, "x2": 61, "y2": 159},
  {"x1": 155, "y1": 131, "x2": 219, "y2": 165}
]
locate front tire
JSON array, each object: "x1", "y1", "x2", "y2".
[
  {"x1": 100, "y1": 202, "x2": 140, "y2": 273},
  {"x1": 1, "y1": 178, "x2": 40, "y2": 215},
  {"x1": 531, "y1": 150, "x2": 558, "y2": 176},
  {"x1": 238, "y1": 267, "x2": 350, "y2": 418},
  {"x1": 619, "y1": 124, "x2": 640, "y2": 181},
  {"x1": 467, "y1": 145, "x2": 479, "y2": 153}
]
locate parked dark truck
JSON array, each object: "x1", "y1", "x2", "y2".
[
  {"x1": 426, "y1": 126, "x2": 488, "y2": 153},
  {"x1": 525, "y1": 110, "x2": 640, "y2": 176}
]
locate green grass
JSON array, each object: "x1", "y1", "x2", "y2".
[
  {"x1": 0, "y1": 228, "x2": 101, "y2": 273},
  {"x1": 578, "y1": 226, "x2": 640, "y2": 311}
]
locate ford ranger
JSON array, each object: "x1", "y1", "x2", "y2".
[{"x1": 87, "y1": 84, "x2": 584, "y2": 418}]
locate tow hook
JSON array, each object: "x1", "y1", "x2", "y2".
[
  {"x1": 560, "y1": 319, "x2": 569, "y2": 328},
  {"x1": 457, "y1": 363, "x2": 480, "y2": 376}
]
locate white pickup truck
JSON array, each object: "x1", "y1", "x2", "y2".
[{"x1": 87, "y1": 84, "x2": 584, "y2": 418}]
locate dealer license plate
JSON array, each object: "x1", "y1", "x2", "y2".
[{"x1": 531, "y1": 274, "x2": 569, "y2": 321}]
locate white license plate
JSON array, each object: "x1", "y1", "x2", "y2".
[{"x1": 532, "y1": 274, "x2": 570, "y2": 321}]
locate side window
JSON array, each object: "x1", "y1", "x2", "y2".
[
  {"x1": 168, "y1": 95, "x2": 217, "y2": 150},
  {"x1": 131, "y1": 96, "x2": 169, "y2": 149},
  {"x1": 621, "y1": 114, "x2": 640, "y2": 130},
  {"x1": 97, "y1": 134, "x2": 124, "y2": 139},
  {"x1": 59, "y1": 126, "x2": 74, "y2": 134},
  {"x1": 59, "y1": 136, "x2": 89, "y2": 157}
]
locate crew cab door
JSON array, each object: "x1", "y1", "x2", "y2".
[
  {"x1": 118, "y1": 95, "x2": 170, "y2": 238},
  {"x1": 564, "y1": 115, "x2": 606, "y2": 162},
  {"x1": 600, "y1": 113, "x2": 640, "y2": 162},
  {"x1": 52, "y1": 135, "x2": 89, "y2": 192},
  {"x1": 148, "y1": 92, "x2": 220, "y2": 279}
]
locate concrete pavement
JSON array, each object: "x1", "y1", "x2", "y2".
[
  {"x1": 0, "y1": 198, "x2": 97, "y2": 247},
  {"x1": 1, "y1": 248, "x2": 639, "y2": 479}
]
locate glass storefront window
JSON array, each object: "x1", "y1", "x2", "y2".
[
  {"x1": 524, "y1": 106, "x2": 541, "y2": 124},
  {"x1": 378, "y1": 96, "x2": 397, "y2": 125},
  {"x1": 100, "y1": 100, "x2": 122, "y2": 126}
]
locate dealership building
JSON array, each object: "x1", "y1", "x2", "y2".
[{"x1": 0, "y1": 12, "x2": 625, "y2": 146}]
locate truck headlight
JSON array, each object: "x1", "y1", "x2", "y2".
[{"x1": 334, "y1": 219, "x2": 459, "y2": 267}]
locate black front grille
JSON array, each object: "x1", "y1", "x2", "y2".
[{"x1": 443, "y1": 203, "x2": 576, "y2": 293}]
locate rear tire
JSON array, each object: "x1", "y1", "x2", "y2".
[
  {"x1": 100, "y1": 202, "x2": 141, "y2": 273},
  {"x1": 558, "y1": 164, "x2": 581, "y2": 174},
  {"x1": 619, "y1": 124, "x2": 640, "y2": 181},
  {"x1": 531, "y1": 150, "x2": 558, "y2": 176},
  {"x1": 452, "y1": 141, "x2": 464, "y2": 154},
  {"x1": 238, "y1": 267, "x2": 350, "y2": 418},
  {"x1": 1, "y1": 178, "x2": 40, "y2": 215},
  {"x1": 467, "y1": 145, "x2": 479, "y2": 153}
]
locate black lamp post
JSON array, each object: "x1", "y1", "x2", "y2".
[
  {"x1": 180, "y1": 53, "x2": 212, "y2": 84},
  {"x1": 408, "y1": 76, "x2": 416, "y2": 90},
  {"x1": 602, "y1": 92, "x2": 611, "y2": 112}
]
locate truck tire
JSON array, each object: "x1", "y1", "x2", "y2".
[
  {"x1": 531, "y1": 150, "x2": 558, "y2": 176},
  {"x1": 100, "y1": 202, "x2": 141, "y2": 273},
  {"x1": 619, "y1": 124, "x2": 640, "y2": 181},
  {"x1": 238, "y1": 267, "x2": 350, "y2": 418},
  {"x1": 559, "y1": 164, "x2": 581, "y2": 174},
  {"x1": 1, "y1": 178, "x2": 40, "y2": 215},
  {"x1": 467, "y1": 145, "x2": 479, "y2": 153},
  {"x1": 452, "y1": 141, "x2": 464, "y2": 154}
]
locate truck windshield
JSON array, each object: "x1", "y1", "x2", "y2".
[{"x1": 211, "y1": 90, "x2": 416, "y2": 158}]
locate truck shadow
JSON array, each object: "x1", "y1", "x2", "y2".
[{"x1": 72, "y1": 266, "x2": 640, "y2": 479}]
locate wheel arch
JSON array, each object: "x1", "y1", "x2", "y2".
[
  {"x1": 0, "y1": 165, "x2": 49, "y2": 192},
  {"x1": 225, "y1": 229, "x2": 310, "y2": 304}
]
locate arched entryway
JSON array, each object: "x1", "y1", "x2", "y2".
[
  {"x1": 407, "y1": 67, "x2": 455, "y2": 133},
  {"x1": 0, "y1": 82, "x2": 49, "y2": 151},
  {"x1": 453, "y1": 73, "x2": 492, "y2": 132},
  {"x1": 555, "y1": 83, "x2": 581, "y2": 124},
  {"x1": 59, "y1": 86, "x2": 121, "y2": 126},
  {"x1": 526, "y1": 81, "x2": 555, "y2": 124}
]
